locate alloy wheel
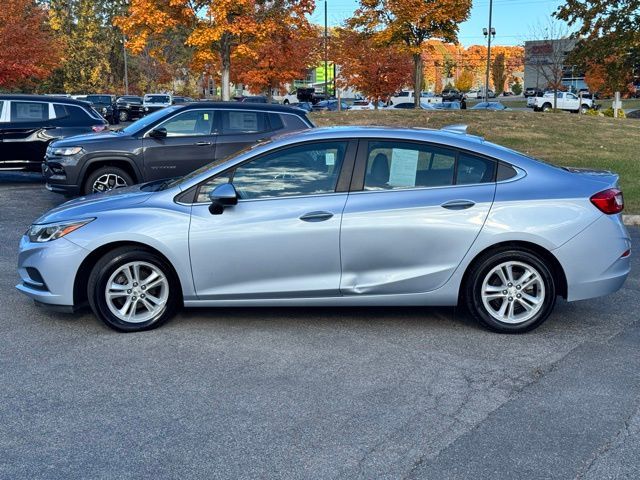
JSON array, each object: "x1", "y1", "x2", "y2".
[
  {"x1": 480, "y1": 261, "x2": 545, "y2": 324},
  {"x1": 92, "y1": 173, "x2": 128, "y2": 193},
  {"x1": 105, "y1": 261, "x2": 169, "y2": 324}
]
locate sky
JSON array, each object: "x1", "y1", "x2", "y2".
[{"x1": 309, "y1": 0, "x2": 568, "y2": 47}]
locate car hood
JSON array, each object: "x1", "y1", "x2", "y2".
[
  {"x1": 51, "y1": 131, "x2": 128, "y2": 147},
  {"x1": 34, "y1": 185, "x2": 153, "y2": 225}
]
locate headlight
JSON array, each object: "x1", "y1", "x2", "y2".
[
  {"x1": 27, "y1": 219, "x2": 95, "y2": 243},
  {"x1": 53, "y1": 146, "x2": 82, "y2": 156},
  {"x1": 144, "y1": 106, "x2": 149, "y2": 111},
  {"x1": 102, "y1": 107, "x2": 108, "y2": 114}
]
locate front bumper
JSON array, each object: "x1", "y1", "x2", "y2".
[
  {"x1": 42, "y1": 158, "x2": 82, "y2": 196},
  {"x1": 16, "y1": 235, "x2": 89, "y2": 307}
]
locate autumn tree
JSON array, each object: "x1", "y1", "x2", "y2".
[
  {"x1": 455, "y1": 69, "x2": 474, "y2": 92},
  {"x1": 556, "y1": 0, "x2": 639, "y2": 94},
  {"x1": 491, "y1": 53, "x2": 506, "y2": 95},
  {"x1": 0, "y1": 0, "x2": 62, "y2": 89},
  {"x1": 118, "y1": 0, "x2": 315, "y2": 101},
  {"x1": 333, "y1": 28, "x2": 413, "y2": 108},
  {"x1": 349, "y1": 0, "x2": 471, "y2": 106}
]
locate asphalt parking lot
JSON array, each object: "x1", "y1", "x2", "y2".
[{"x1": 1, "y1": 172, "x2": 639, "y2": 480}]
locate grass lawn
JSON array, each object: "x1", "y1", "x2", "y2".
[{"x1": 311, "y1": 110, "x2": 640, "y2": 213}]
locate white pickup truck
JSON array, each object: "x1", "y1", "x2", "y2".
[{"x1": 531, "y1": 91, "x2": 594, "y2": 113}]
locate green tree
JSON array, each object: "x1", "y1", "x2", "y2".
[{"x1": 491, "y1": 53, "x2": 506, "y2": 95}]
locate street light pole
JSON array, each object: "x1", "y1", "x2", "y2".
[
  {"x1": 483, "y1": 0, "x2": 494, "y2": 102},
  {"x1": 324, "y1": 0, "x2": 328, "y2": 97},
  {"x1": 123, "y1": 34, "x2": 129, "y2": 95}
]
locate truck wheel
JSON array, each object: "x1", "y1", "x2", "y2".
[
  {"x1": 119, "y1": 110, "x2": 129, "y2": 122},
  {"x1": 83, "y1": 166, "x2": 133, "y2": 195},
  {"x1": 542, "y1": 103, "x2": 552, "y2": 112},
  {"x1": 580, "y1": 104, "x2": 590, "y2": 114},
  {"x1": 283, "y1": 99, "x2": 289, "y2": 105}
]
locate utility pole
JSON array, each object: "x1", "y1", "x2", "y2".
[
  {"x1": 483, "y1": 0, "x2": 495, "y2": 102},
  {"x1": 123, "y1": 34, "x2": 129, "y2": 95},
  {"x1": 324, "y1": 0, "x2": 328, "y2": 97}
]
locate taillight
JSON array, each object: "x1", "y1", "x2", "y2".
[
  {"x1": 92, "y1": 125, "x2": 107, "y2": 133},
  {"x1": 590, "y1": 188, "x2": 624, "y2": 214}
]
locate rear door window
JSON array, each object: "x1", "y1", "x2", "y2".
[
  {"x1": 10, "y1": 102, "x2": 48, "y2": 122},
  {"x1": 157, "y1": 110, "x2": 214, "y2": 137},
  {"x1": 221, "y1": 110, "x2": 269, "y2": 134}
]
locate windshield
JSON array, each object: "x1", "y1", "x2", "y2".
[
  {"x1": 88, "y1": 95, "x2": 111, "y2": 103},
  {"x1": 145, "y1": 95, "x2": 170, "y2": 103},
  {"x1": 158, "y1": 140, "x2": 273, "y2": 191},
  {"x1": 119, "y1": 106, "x2": 180, "y2": 135}
]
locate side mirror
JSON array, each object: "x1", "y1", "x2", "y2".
[
  {"x1": 149, "y1": 127, "x2": 167, "y2": 139},
  {"x1": 208, "y1": 183, "x2": 238, "y2": 215}
]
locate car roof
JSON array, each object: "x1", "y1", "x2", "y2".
[
  {"x1": 0, "y1": 94, "x2": 92, "y2": 106},
  {"x1": 179, "y1": 101, "x2": 309, "y2": 115}
]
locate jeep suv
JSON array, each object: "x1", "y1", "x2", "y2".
[
  {"x1": 85, "y1": 94, "x2": 119, "y2": 124},
  {"x1": 0, "y1": 94, "x2": 107, "y2": 173},
  {"x1": 143, "y1": 94, "x2": 172, "y2": 115},
  {"x1": 43, "y1": 102, "x2": 314, "y2": 196},
  {"x1": 116, "y1": 95, "x2": 144, "y2": 122}
]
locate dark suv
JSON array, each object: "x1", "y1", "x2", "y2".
[
  {"x1": 116, "y1": 95, "x2": 144, "y2": 122},
  {"x1": 441, "y1": 89, "x2": 463, "y2": 101},
  {"x1": 85, "y1": 95, "x2": 119, "y2": 124},
  {"x1": 43, "y1": 102, "x2": 314, "y2": 196},
  {"x1": 0, "y1": 95, "x2": 108, "y2": 173}
]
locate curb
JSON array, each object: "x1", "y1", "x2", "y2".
[{"x1": 623, "y1": 215, "x2": 640, "y2": 226}]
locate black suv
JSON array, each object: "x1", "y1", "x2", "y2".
[
  {"x1": 116, "y1": 95, "x2": 144, "y2": 122},
  {"x1": 441, "y1": 89, "x2": 463, "y2": 101},
  {"x1": 0, "y1": 95, "x2": 108, "y2": 173},
  {"x1": 43, "y1": 102, "x2": 314, "y2": 196},
  {"x1": 85, "y1": 94, "x2": 119, "y2": 124}
]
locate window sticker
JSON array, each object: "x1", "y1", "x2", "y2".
[
  {"x1": 389, "y1": 148, "x2": 419, "y2": 187},
  {"x1": 203, "y1": 113, "x2": 209, "y2": 121},
  {"x1": 229, "y1": 112, "x2": 258, "y2": 131},
  {"x1": 325, "y1": 152, "x2": 335, "y2": 166}
]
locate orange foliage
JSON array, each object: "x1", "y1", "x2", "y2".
[
  {"x1": 332, "y1": 28, "x2": 413, "y2": 104},
  {"x1": 0, "y1": 0, "x2": 62, "y2": 88}
]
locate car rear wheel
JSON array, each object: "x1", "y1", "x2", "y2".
[
  {"x1": 88, "y1": 247, "x2": 180, "y2": 332},
  {"x1": 542, "y1": 103, "x2": 552, "y2": 112},
  {"x1": 464, "y1": 248, "x2": 556, "y2": 333},
  {"x1": 83, "y1": 166, "x2": 133, "y2": 195},
  {"x1": 118, "y1": 110, "x2": 129, "y2": 122}
]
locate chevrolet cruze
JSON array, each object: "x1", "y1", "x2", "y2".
[{"x1": 17, "y1": 126, "x2": 631, "y2": 333}]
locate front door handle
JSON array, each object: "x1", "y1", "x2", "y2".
[
  {"x1": 195, "y1": 141, "x2": 212, "y2": 146},
  {"x1": 299, "y1": 211, "x2": 334, "y2": 222},
  {"x1": 441, "y1": 200, "x2": 475, "y2": 210}
]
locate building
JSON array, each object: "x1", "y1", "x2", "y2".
[{"x1": 524, "y1": 38, "x2": 587, "y2": 92}]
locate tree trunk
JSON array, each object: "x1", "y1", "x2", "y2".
[
  {"x1": 220, "y1": 33, "x2": 231, "y2": 101},
  {"x1": 267, "y1": 80, "x2": 273, "y2": 103},
  {"x1": 413, "y1": 53, "x2": 423, "y2": 107}
]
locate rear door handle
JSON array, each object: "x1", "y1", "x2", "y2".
[
  {"x1": 441, "y1": 200, "x2": 475, "y2": 210},
  {"x1": 195, "y1": 141, "x2": 212, "y2": 146},
  {"x1": 300, "y1": 211, "x2": 334, "y2": 222}
]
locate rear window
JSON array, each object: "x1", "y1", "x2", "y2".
[
  {"x1": 10, "y1": 102, "x2": 48, "y2": 122},
  {"x1": 221, "y1": 110, "x2": 269, "y2": 133},
  {"x1": 53, "y1": 104, "x2": 92, "y2": 124}
]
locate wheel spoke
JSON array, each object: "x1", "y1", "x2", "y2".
[
  {"x1": 118, "y1": 297, "x2": 132, "y2": 317},
  {"x1": 506, "y1": 300, "x2": 515, "y2": 320},
  {"x1": 505, "y1": 264, "x2": 515, "y2": 283},
  {"x1": 496, "y1": 267, "x2": 508, "y2": 286},
  {"x1": 520, "y1": 292, "x2": 542, "y2": 306},
  {"x1": 141, "y1": 270, "x2": 159, "y2": 287},
  {"x1": 109, "y1": 282, "x2": 129, "y2": 291}
]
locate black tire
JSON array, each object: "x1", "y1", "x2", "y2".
[
  {"x1": 464, "y1": 248, "x2": 557, "y2": 333},
  {"x1": 580, "y1": 104, "x2": 589, "y2": 114},
  {"x1": 87, "y1": 247, "x2": 180, "y2": 332},
  {"x1": 542, "y1": 103, "x2": 552, "y2": 112},
  {"x1": 82, "y1": 166, "x2": 134, "y2": 195},
  {"x1": 283, "y1": 99, "x2": 290, "y2": 105},
  {"x1": 118, "y1": 110, "x2": 129, "y2": 122}
]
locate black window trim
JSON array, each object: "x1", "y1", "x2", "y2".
[
  {"x1": 176, "y1": 139, "x2": 359, "y2": 205},
  {"x1": 350, "y1": 138, "x2": 510, "y2": 193}
]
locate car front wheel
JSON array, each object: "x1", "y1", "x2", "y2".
[
  {"x1": 464, "y1": 249, "x2": 556, "y2": 333},
  {"x1": 88, "y1": 247, "x2": 180, "y2": 332},
  {"x1": 83, "y1": 166, "x2": 133, "y2": 195},
  {"x1": 118, "y1": 110, "x2": 129, "y2": 122}
]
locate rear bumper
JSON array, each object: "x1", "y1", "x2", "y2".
[{"x1": 553, "y1": 214, "x2": 631, "y2": 302}]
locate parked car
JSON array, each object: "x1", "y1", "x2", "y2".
[
  {"x1": 531, "y1": 91, "x2": 594, "y2": 113},
  {"x1": 311, "y1": 100, "x2": 350, "y2": 112},
  {"x1": 18, "y1": 126, "x2": 630, "y2": 333},
  {"x1": 172, "y1": 96, "x2": 194, "y2": 104},
  {"x1": 85, "y1": 94, "x2": 119, "y2": 125},
  {"x1": 476, "y1": 89, "x2": 496, "y2": 99},
  {"x1": 143, "y1": 94, "x2": 172, "y2": 115},
  {"x1": 470, "y1": 102, "x2": 509, "y2": 111},
  {"x1": 501, "y1": 91, "x2": 515, "y2": 97},
  {"x1": 390, "y1": 102, "x2": 436, "y2": 110},
  {"x1": 0, "y1": 95, "x2": 107, "y2": 173},
  {"x1": 526, "y1": 90, "x2": 545, "y2": 108},
  {"x1": 42, "y1": 102, "x2": 314, "y2": 196},
  {"x1": 349, "y1": 100, "x2": 387, "y2": 110},
  {"x1": 441, "y1": 89, "x2": 463, "y2": 101},
  {"x1": 389, "y1": 90, "x2": 432, "y2": 106},
  {"x1": 433, "y1": 101, "x2": 461, "y2": 110},
  {"x1": 235, "y1": 96, "x2": 268, "y2": 103},
  {"x1": 524, "y1": 88, "x2": 544, "y2": 98},
  {"x1": 116, "y1": 95, "x2": 144, "y2": 122},
  {"x1": 289, "y1": 101, "x2": 313, "y2": 112}
]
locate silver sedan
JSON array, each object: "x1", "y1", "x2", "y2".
[{"x1": 17, "y1": 126, "x2": 631, "y2": 333}]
